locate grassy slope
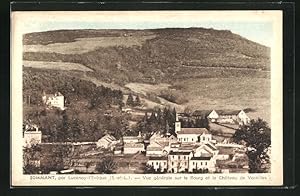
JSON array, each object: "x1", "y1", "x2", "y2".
[{"x1": 22, "y1": 28, "x2": 271, "y2": 124}]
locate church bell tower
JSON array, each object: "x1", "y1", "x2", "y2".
[{"x1": 175, "y1": 113, "x2": 181, "y2": 133}]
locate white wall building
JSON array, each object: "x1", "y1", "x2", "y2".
[
  {"x1": 188, "y1": 156, "x2": 216, "y2": 173},
  {"x1": 42, "y1": 91, "x2": 65, "y2": 110},
  {"x1": 147, "y1": 156, "x2": 168, "y2": 172},
  {"x1": 123, "y1": 143, "x2": 145, "y2": 154},
  {"x1": 23, "y1": 124, "x2": 42, "y2": 147},
  {"x1": 207, "y1": 110, "x2": 250, "y2": 125}
]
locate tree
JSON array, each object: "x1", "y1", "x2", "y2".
[
  {"x1": 126, "y1": 93, "x2": 134, "y2": 106},
  {"x1": 95, "y1": 156, "x2": 117, "y2": 174},
  {"x1": 232, "y1": 118, "x2": 271, "y2": 173},
  {"x1": 23, "y1": 144, "x2": 41, "y2": 174},
  {"x1": 84, "y1": 161, "x2": 92, "y2": 173},
  {"x1": 143, "y1": 164, "x2": 156, "y2": 174},
  {"x1": 134, "y1": 95, "x2": 141, "y2": 106}
]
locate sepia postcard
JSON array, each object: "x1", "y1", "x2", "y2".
[{"x1": 11, "y1": 10, "x2": 283, "y2": 186}]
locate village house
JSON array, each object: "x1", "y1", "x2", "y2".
[
  {"x1": 96, "y1": 134, "x2": 118, "y2": 149},
  {"x1": 42, "y1": 91, "x2": 65, "y2": 110},
  {"x1": 188, "y1": 156, "x2": 216, "y2": 173},
  {"x1": 143, "y1": 112, "x2": 249, "y2": 174},
  {"x1": 146, "y1": 142, "x2": 165, "y2": 157},
  {"x1": 194, "y1": 143, "x2": 219, "y2": 157},
  {"x1": 207, "y1": 110, "x2": 250, "y2": 125},
  {"x1": 123, "y1": 132, "x2": 143, "y2": 143},
  {"x1": 123, "y1": 142, "x2": 145, "y2": 154},
  {"x1": 23, "y1": 124, "x2": 42, "y2": 147},
  {"x1": 167, "y1": 151, "x2": 193, "y2": 173},
  {"x1": 147, "y1": 156, "x2": 168, "y2": 172},
  {"x1": 146, "y1": 132, "x2": 179, "y2": 156}
]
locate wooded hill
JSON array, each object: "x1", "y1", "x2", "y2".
[{"x1": 23, "y1": 28, "x2": 270, "y2": 85}]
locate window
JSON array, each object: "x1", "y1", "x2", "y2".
[
  {"x1": 156, "y1": 162, "x2": 158, "y2": 165},
  {"x1": 164, "y1": 162, "x2": 166, "y2": 166},
  {"x1": 193, "y1": 162, "x2": 195, "y2": 165},
  {"x1": 184, "y1": 156, "x2": 186, "y2": 160},
  {"x1": 192, "y1": 138, "x2": 193, "y2": 141},
  {"x1": 152, "y1": 162, "x2": 154, "y2": 166},
  {"x1": 172, "y1": 162, "x2": 174, "y2": 166},
  {"x1": 201, "y1": 162, "x2": 203, "y2": 165},
  {"x1": 205, "y1": 162, "x2": 207, "y2": 166},
  {"x1": 172, "y1": 155, "x2": 174, "y2": 159}
]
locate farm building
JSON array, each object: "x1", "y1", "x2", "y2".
[{"x1": 207, "y1": 110, "x2": 250, "y2": 125}]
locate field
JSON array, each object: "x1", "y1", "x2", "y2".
[
  {"x1": 23, "y1": 60, "x2": 93, "y2": 72},
  {"x1": 124, "y1": 76, "x2": 270, "y2": 124},
  {"x1": 23, "y1": 35, "x2": 156, "y2": 54}
]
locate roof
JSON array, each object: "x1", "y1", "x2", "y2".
[
  {"x1": 99, "y1": 134, "x2": 116, "y2": 143},
  {"x1": 124, "y1": 143, "x2": 144, "y2": 148},
  {"x1": 205, "y1": 143, "x2": 218, "y2": 151},
  {"x1": 178, "y1": 128, "x2": 209, "y2": 135},
  {"x1": 178, "y1": 145, "x2": 195, "y2": 151},
  {"x1": 169, "y1": 151, "x2": 191, "y2": 155},
  {"x1": 148, "y1": 156, "x2": 168, "y2": 161},
  {"x1": 216, "y1": 110, "x2": 241, "y2": 116},
  {"x1": 147, "y1": 146, "x2": 163, "y2": 151},
  {"x1": 123, "y1": 136, "x2": 140, "y2": 140},
  {"x1": 190, "y1": 156, "x2": 212, "y2": 160}
]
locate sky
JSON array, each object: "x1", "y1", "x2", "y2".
[{"x1": 20, "y1": 13, "x2": 273, "y2": 47}]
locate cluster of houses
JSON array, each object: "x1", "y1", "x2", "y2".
[
  {"x1": 24, "y1": 91, "x2": 250, "y2": 174},
  {"x1": 95, "y1": 112, "x2": 249, "y2": 173},
  {"x1": 180, "y1": 109, "x2": 250, "y2": 125}
]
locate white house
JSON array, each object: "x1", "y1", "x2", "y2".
[
  {"x1": 23, "y1": 124, "x2": 42, "y2": 147},
  {"x1": 123, "y1": 132, "x2": 143, "y2": 143},
  {"x1": 236, "y1": 110, "x2": 251, "y2": 124},
  {"x1": 42, "y1": 91, "x2": 65, "y2": 110},
  {"x1": 96, "y1": 134, "x2": 117, "y2": 149},
  {"x1": 123, "y1": 143, "x2": 145, "y2": 154},
  {"x1": 207, "y1": 110, "x2": 250, "y2": 125},
  {"x1": 146, "y1": 141, "x2": 164, "y2": 157},
  {"x1": 167, "y1": 151, "x2": 193, "y2": 173},
  {"x1": 188, "y1": 156, "x2": 216, "y2": 173},
  {"x1": 177, "y1": 128, "x2": 211, "y2": 143},
  {"x1": 194, "y1": 143, "x2": 219, "y2": 157},
  {"x1": 147, "y1": 156, "x2": 168, "y2": 172}
]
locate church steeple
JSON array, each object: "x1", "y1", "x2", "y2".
[{"x1": 175, "y1": 113, "x2": 181, "y2": 133}]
